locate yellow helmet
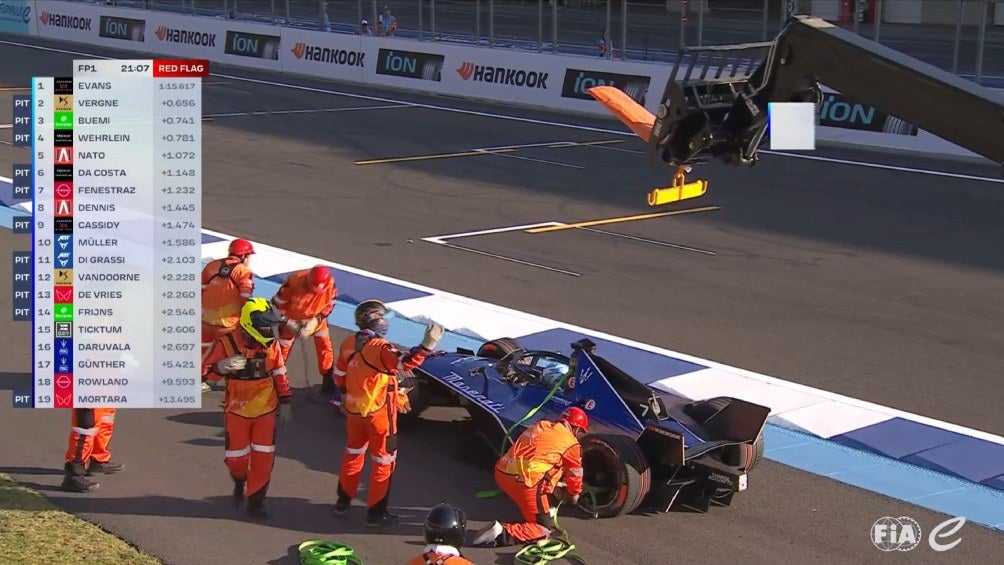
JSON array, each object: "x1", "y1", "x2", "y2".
[{"x1": 239, "y1": 297, "x2": 281, "y2": 346}]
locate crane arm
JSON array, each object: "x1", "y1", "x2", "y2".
[{"x1": 645, "y1": 15, "x2": 1004, "y2": 170}]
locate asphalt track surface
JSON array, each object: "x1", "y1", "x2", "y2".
[{"x1": 2, "y1": 34, "x2": 1004, "y2": 564}]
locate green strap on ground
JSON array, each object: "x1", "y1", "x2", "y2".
[
  {"x1": 514, "y1": 503, "x2": 588, "y2": 565},
  {"x1": 298, "y1": 541, "x2": 363, "y2": 565}
]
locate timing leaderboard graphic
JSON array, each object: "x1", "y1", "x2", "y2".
[{"x1": 13, "y1": 59, "x2": 207, "y2": 409}]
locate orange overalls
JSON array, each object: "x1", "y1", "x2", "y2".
[
  {"x1": 271, "y1": 269, "x2": 336, "y2": 378},
  {"x1": 201, "y1": 256, "x2": 254, "y2": 363},
  {"x1": 203, "y1": 331, "x2": 291, "y2": 504},
  {"x1": 333, "y1": 331, "x2": 429, "y2": 515},
  {"x1": 494, "y1": 420, "x2": 584, "y2": 543},
  {"x1": 64, "y1": 407, "x2": 116, "y2": 475},
  {"x1": 407, "y1": 547, "x2": 475, "y2": 565}
]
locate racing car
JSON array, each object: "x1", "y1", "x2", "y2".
[{"x1": 401, "y1": 336, "x2": 770, "y2": 517}]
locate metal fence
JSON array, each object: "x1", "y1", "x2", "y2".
[{"x1": 83, "y1": 1, "x2": 1004, "y2": 86}]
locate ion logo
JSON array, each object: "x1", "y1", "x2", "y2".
[
  {"x1": 290, "y1": 42, "x2": 364, "y2": 67},
  {"x1": 225, "y1": 30, "x2": 280, "y2": 60},
  {"x1": 0, "y1": 1, "x2": 31, "y2": 24},
  {"x1": 456, "y1": 61, "x2": 548, "y2": 89},
  {"x1": 561, "y1": 68, "x2": 649, "y2": 105},
  {"x1": 871, "y1": 516, "x2": 965, "y2": 552},
  {"x1": 376, "y1": 48, "x2": 443, "y2": 82},
  {"x1": 818, "y1": 92, "x2": 918, "y2": 135},
  {"x1": 154, "y1": 25, "x2": 216, "y2": 47},
  {"x1": 39, "y1": 11, "x2": 91, "y2": 30},
  {"x1": 99, "y1": 15, "x2": 144, "y2": 42}
]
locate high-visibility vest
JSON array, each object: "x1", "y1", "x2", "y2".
[
  {"x1": 202, "y1": 258, "x2": 253, "y2": 327},
  {"x1": 496, "y1": 420, "x2": 580, "y2": 488},
  {"x1": 214, "y1": 332, "x2": 287, "y2": 419},
  {"x1": 341, "y1": 334, "x2": 397, "y2": 417},
  {"x1": 272, "y1": 269, "x2": 336, "y2": 321}
]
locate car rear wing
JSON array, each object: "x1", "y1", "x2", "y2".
[{"x1": 702, "y1": 397, "x2": 770, "y2": 444}]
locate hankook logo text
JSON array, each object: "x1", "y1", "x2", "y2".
[
  {"x1": 456, "y1": 61, "x2": 548, "y2": 89},
  {"x1": 39, "y1": 11, "x2": 91, "y2": 30},
  {"x1": 154, "y1": 25, "x2": 216, "y2": 46},
  {"x1": 291, "y1": 42, "x2": 364, "y2": 67}
]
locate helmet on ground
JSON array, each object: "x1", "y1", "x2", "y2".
[
  {"x1": 309, "y1": 265, "x2": 333, "y2": 292},
  {"x1": 354, "y1": 299, "x2": 389, "y2": 335},
  {"x1": 239, "y1": 297, "x2": 282, "y2": 346},
  {"x1": 228, "y1": 238, "x2": 255, "y2": 256},
  {"x1": 424, "y1": 503, "x2": 467, "y2": 548},
  {"x1": 561, "y1": 406, "x2": 589, "y2": 433}
]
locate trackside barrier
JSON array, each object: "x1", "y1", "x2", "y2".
[{"x1": 22, "y1": 1, "x2": 1001, "y2": 158}]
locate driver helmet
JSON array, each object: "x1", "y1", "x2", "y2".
[
  {"x1": 354, "y1": 299, "x2": 389, "y2": 336},
  {"x1": 424, "y1": 502, "x2": 467, "y2": 548},
  {"x1": 561, "y1": 406, "x2": 589, "y2": 434},
  {"x1": 239, "y1": 297, "x2": 282, "y2": 346}
]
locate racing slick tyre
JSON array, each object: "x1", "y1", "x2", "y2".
[
  {"x1": 477, "y1": 338, "x2": 523, "y2": 360},
  {"x1": 577, "y1": 433, "x2": 651, "y2": 518}
]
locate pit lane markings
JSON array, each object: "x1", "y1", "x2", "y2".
[
  {"x1": 526, "y1": 206, "x2": 721, "y2": 233},
  {"x1": 422, "y1": 222, "x2": 582, "y2": 277},
  {"x1": 354, "y1": 139, "x2": 623, "y2": 167}
]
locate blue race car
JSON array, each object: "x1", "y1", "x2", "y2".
[{"x1": 403, "y1": 337, "x2": 771, "y2": 518}]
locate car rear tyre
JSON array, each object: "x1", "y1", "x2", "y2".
[
  {"x1": 577, "y1": 433, "x2": 651, "y2": 518},
  {"x1": 477, "y1": 337, "x2": 523, "y2": 360}
]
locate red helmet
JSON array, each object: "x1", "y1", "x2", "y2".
[
  {"x1": 228, "y1": 238, "x2": 255, "y2": 256},
  {"x1": 561, "y1": 406, "x2": 589, "y2": 432},
  {"x1": 309, "y1": 265, "x2": 333, "y2": 291}
]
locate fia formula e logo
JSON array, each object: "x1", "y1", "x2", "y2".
[{"x1": 871, "y1": 516, "x2": 965, "y2": 552}]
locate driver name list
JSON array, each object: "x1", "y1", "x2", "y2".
[{"x1": 27, "y1": 59, "x2": 208, "y2": 409}]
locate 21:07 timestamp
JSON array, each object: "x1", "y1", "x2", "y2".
[{"x1": 121, "y1": 64, "x2": 151, "y2": 73}]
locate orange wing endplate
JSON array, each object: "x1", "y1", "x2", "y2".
[{"x1": 586, "y1": 86, "x2": 656, "y2": 142}]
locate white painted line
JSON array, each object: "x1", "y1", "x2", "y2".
[
  {"x1": 0, "y1": 124, "x2": 12, "y2": 129},
  {"x1": 421, "y1": 222, "x2": 562, "y2": 244},
  {"x1": 762, "y1": 150, "x2": 1004, "y2": 184},
  {"x1": 481, "y1": 150, "x2": 585, "y2": 170},
  {"x1": 3, "y1": 38, "x2": 998, "y2": 184},
  {"x1": 422, "y1": 221, "x2": 580, "y2": 276},
  {"x1": 475, "y1": 140, "x2": 579, "y2": 151},
  {"x1": 579, "y1": 226, "x2": 717, "y2": 255},
  {"x1": 203, "y1": 104, "x2": 408, "y2": 118},
  {"x1": 593, "y1": 142, "x2": 1004, "y2": 184},
  {"x1": 433, "y1": 240, "x2": 581, "y2": 277},
  {"x1": 592, "y1": 144, "x2": 646, "y2": 155}
]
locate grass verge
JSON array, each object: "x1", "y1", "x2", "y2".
[{"x1": 0, "y1": 472, "x2": 164, "y2": 565}]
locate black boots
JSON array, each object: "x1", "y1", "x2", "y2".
[
  {"x1": 232, "y1": 479, "x2": 245, "y2": 506},
  {"x1": 87, "y1": 460, "x2": 124, "y2": 474},
  {"x1": 320, "y1": 368, "x2": 336, "y2": 395},
  {"x1": 61, "y1": 459, "x2": 122, "y2": 493},
  {"x1": 245, "y1": 483, "x2": 269, "y2": 520}
]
